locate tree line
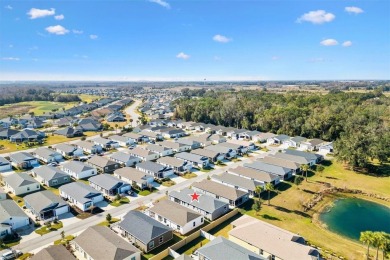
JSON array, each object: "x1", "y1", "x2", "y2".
[
  {"x1": 0, "y1": 87, "x2": 81, "y2": 106},
  {"x1": 173, "y1": 90, "x2": 390, "y2": 168}
]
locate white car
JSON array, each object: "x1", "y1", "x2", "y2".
[{"x1": 1, "y1": 250, "x2": 22, "y2": 260}]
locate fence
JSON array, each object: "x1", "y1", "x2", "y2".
[{"x1": 149, "y1": 209, "x2": 240, "y2": 260}]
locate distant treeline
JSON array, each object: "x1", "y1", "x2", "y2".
[
  {"x1": 0, "y1": 87, "x2": 81, "y2": 106},
  {"x1": 173, "y1": 89, "x2": 390, "y2": 168}
]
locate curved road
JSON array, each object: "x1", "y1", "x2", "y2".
[{"x1": 124, "y1": 99, "x2": 141, "y2": 127}]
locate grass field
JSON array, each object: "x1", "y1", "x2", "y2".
[
  {"x1": 235, "y1": 160, "x2": 390, "y2": 260},
  {"x1": 98, "y1": 218, "x2": 120, "y2": 227},
  {"x1": 35, "y1": 221, "x2": 63, "y2": 236}
]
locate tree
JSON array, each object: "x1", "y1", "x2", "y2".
[
  {"x1": 378, "y1": 232, "x2": 390, "y2": 260},
  {"x1": 60, "y1": 230, "x2": 65, "y2": 240},
  {"x1": 106, "y1": 213, "x2": 112, "y2": 223},
  {"x1": 252, "y1": 199, "x2": 262, "y2": 215},
  {"x1": 294, "y1": 175, "x2": 303, "y2": 189},
  {"x1": 360, "y1": 231, "x2": 374, "y2": 259},
  {"x1": 115, "y1": 193, "x2": 121, "y2": 201},
  {"x1": 129, "y1": 119, "x2": 133, "y2": 126},
  {"x1": 302, "y1": 164, "x2": 310, "y2": 182},
  {"x1": 265, "y1": 183, "x2": 275, "y2": 206},
  {"x1": 373, "y1": 232, "x2": 382, "y2": 260},
  {"x1": 255, "y1": 185, "x2": 263, "y2": 201},
  {"x1": 316, "y1": 165, "x2": 325, "y2": 176}
]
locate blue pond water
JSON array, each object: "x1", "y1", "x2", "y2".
[{"x1": 319, "y1": 198, "x2": 390, "y2": 240}]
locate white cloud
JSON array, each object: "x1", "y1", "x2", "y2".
[
  {"x1": 5, "y1": 5, "x2": 13, "y2": 10},
  {"x1": 149, "y1": 0, "x2": 170, "y2": 9},
  {"x1": 213, "y1": 34, "x2": 232, "y2": 43},
  {"x1": 345, "y1": 6, "x2": 364, "y2": 14},
  {"x1": 45, "y1": 25, "x2": 69, "y2": 35},
  {"x1": 27, "y1": 8, "x2": 55, "y2": 19},
  {"x1": 176, "y1": 52, "x2": 190, "y2": 60},
  {"x1": 271, "y1": 56, "x2": 280, "y2": 60},
  {"x1": 89, "y1": 34, "x2": 98, "y2": 40},
  {"x1": 73, "y1": 30, "x2": 83, "y2": 34},
  {"x1": 9, "y1": 44, "x2": 13, "y2": 48},
  {"x1": 296, "y1": 10, "x2": 335, "y2": 24},
  {"x1": 54, "y1": 14, "x2": 64, "y2": 20},
  {"x1": 320, "y1": 39, "x2": 338, "y2": 46},
  {"x1": 2, "y1": 57, "x2": 20, "y2": 61},
  {"x1": 342, "y1": 41, "x2": 353, "y2": 47}
]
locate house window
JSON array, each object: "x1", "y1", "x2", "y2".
[
  {"x1": 159, "y1": 236, "x2": 163, "y2": 243},
  {"x1": 163, "y1": 218, "x2": 167, "y2": 223},
  {"x1": 177, "y1": 225, "x2": 180, "y2": 230},
  {"x1": 260, "y1": 249, "x2": 263, "y2": 255},
  {"x1": 36, "y1": 185, "x2": 39, "y2": 188},
  {"x1": 149, "y1": 241, "x2": 155, "y2": 248},
  {"x1": 201, "y1": 218, "x2": 203, "y2": 223},
  {"x1": 216, "y1": 195, "x2": 220, "y2": 199},
  {"x1": 52, "y1": 180, "x2": 58, "y2": 185},
  {"x1": 27, "y1": 187, "x2": 30, "y2": 191},
  {"x1": 193, "y1": 221, "x2": 196, "y2": 227},
  {"x1": 271, "y1": 255, "x2": 275, "y2": 260}
]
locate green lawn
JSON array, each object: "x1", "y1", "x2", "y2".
[
  {"x1": 97, "y1": 218, "x2": 120, "y2": 227},
  {"x1": 162, "y1": 180, "x2": 176, "y2": 187},
  {"x1": 207, "y1": 212, "x2": 243, "y2": 238},
  {"x1": 175, "y1": 237, "x2": 210, "y2": 255},
  {"x1": 138, "y1": 189, "x2": 155, "y2": 196},
  {"x1": 182, "y1": 172, "x2": 197, "y2": 179},
  {"x1": 43, "y1": 185, "x2": 60, "y2": 196},
  {"x1": 199, "y1": 167, "x2": 213, "y2": 173},
  {"x1": 9, "y1": 194, "x2": 24, "y2": 207},
  {"x1": 17, "y1": 253, "x2": 33, "y2": 260},
  {"x1": 35, "y1": 221, "x2": 63, "y2": 236},
  {"x1": 110, "y1": 197, "x2": 130, "y2": 207},
  {"x1": 53, "y1": 235, "x2": 75, "y2": 245}
]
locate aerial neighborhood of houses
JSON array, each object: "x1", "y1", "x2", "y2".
[{"x1": 0, "y1": 90, "x2": 331, "y2": 260}]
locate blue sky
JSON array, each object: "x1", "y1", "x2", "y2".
[{"x1": 1, "y1": 0, "x2": 389, "y2": 81}]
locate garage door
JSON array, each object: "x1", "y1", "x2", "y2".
[{"x1": 55, "y1": 205, "x2": 70, "y2": 216}]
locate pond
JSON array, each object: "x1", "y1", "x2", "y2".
[{"x1": 319, "y1": 198, "x2": 390, "y2": 240}]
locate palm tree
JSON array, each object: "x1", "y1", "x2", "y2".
[
  {"x1": 302, "y1": 164, "x2": 310, "y2": 182},
  {"x1": 373, "y1": 232, "x2": 383, "y2": 260},
  {"x1": 129, "y1": 119, "x2": 133, "y2": 126},
  {"x1": 360, "y1": 231, "x2": 374, "y2": 259},
  {"x1": 378, "y1": 232, "x2": 390, "y2": 260},
  {"x1": 114, "y1": 123, "x2": 119, "y2": 133},
  {"x1": 265, "y1": 183, "x2": 274, "y2": 206},
  {"x1": 255, "y1": 185, "x2": 263, "y2": 201}
]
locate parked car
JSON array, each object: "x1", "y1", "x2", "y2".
[
  {"x1": 1, "y1": 250, "x2": 22, "y2": 260},
  {"x1": 127, "y1": 190, "x2": 136, "y2": 196},
  {"x1": 48, "y1": 162, "x2": 58, "y2": 166}
]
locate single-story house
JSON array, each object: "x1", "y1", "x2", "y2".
[
  {"x1": 91, "y1": 137, "x2": 119, "y2": 150},
  {"x1": 192, "y1": 180, "x2": 249, "y2": 208},
  {"x1": 33, "y1": 147, "x2": 63, "y2": 164},
  {"x1": 240, "y1": 130, "x2": 262, "y2": 141},
  {"x1": 0, "y1": 129, "x2": 19, "y2": 140},
  {"x1": 226, "y1": 129, "x2": 248, "y2": 140},
  {"x1": 227, "y1": 166, "x2": 280, "y2": 186},
  {"x1": 24, "y1": 190, "x2": 69, "y2": 220},
  {"x1": 284, "y1": 149, "x2": 323, "y2": 164},
  {"x1": 176, "y1": 138, "x2": 201, "y2": 150},
  {"x1": 169, "y1": 188, "x2": 229, "y2": 221},
  {"x1": 205, "y1": 144, "x2": 236, "y2": 159},
  {"x1": 77, "y1": 118, "x2": 102, "y2": 132},
  {"x1": 109, "y1": 151, "x2": 141, "y2": 167},
  {"x1": 283, "y1": 136, "x2": 307, "y2": 148},
  {"x1": 209, "y1": 134, "x2": 227, "y2": 144},
  {"x1": 319, "y1": 142, "x2": 334, "y2": 154},
  {"x1": 196, "y1": 236, "x2": 266, "y2": 260},
  {"x1": 106, "y1": 112, "x2": 126, "y2": 122},
  {"x1": 226, "y1": 139, "x2": 256, "y2": 151},
  {"x1": 114, "y1": 167, "x2": 154, "y2": 190},
  {"x1": 253, "y1": 132, "x2": 275, "y2": 143},
  {"x1": 59, "y1": 182, "x2": 103, "y2": 211},
  {"x1": 0, "y1": 157, "x2": 11, "y2": 172},
  {"x1": 157, "y1": 156, "x2": 191, "y2": 175},
  {"x1": 300, "y1": 139, "x2": 326, "y2": 151},
  {"x1": 54, "y1": 127, "x2": 83, "y2": 138},
  {"x1": 4, "y1": 173, "x2": 40, "y2": 195},
  {"x1": 31, "y1": 165, "x2": 71, "y2": 187},
  {"x1": 89, "y1": 174, "x2": 131, "y2": 197},
  {"x1": 74, "y1": 140, "x2": 103, "y2": 154},
  {"x1": 86, "y1": 155, "x2": 120, "y2": 173},
  {"x1": 147, "y1": 200, "x2": 203, "y2": 235},
  {"x1": 160, "y1": 128, "x2": 186, "y2": 139},
  {"x1": 31, "y1": 245, "x2": 76, "y2": 260},
  {"x1": 174, "y1": 152, "x2": 210, "y2": 169},
  {"x1": 9, "y1": 129, "x2": 45, "y2": 143},
  {"x1": 0, "y1": 187, "x2": 6, "y2": 201},
  {"x1": 229, "y1": 215, "x2": 320, "y2": 260},
  {"x1": 219, "y1": 142, "x2": 247, "y2": 155},
  {"x1": 117, "y1": 210, "x2": 173, "y2": 253},
  {"x1": 53, "y1": 143, "x2": 83, "y2": 157},
  {"x1": 139, "y1": 130, "x2": 163, "y2": 141},
  {"x1": 269, "y1": 152, "x2": 313, "y2": 166},
  {"x1": 0, "y1": 200, "x2": 30, "y2": 235},
  {"x1": 123, "y1": 132, "x2": 145, "y2": 143},
  {"x1": 136, "y1": 161, "x2": 174, "y2": 179},
  {"x1": 108, "y1": 135, "x2": 133, "y2": 147},
  {"x1": 212, "y1": 173, "x2": 264, "y2": 197},
  {"x1": 244, "y1": 161, "x2": 293, "y2": 180},
  {"x1": 145, "y1": 144, "x2": 173, "y2": 157},
  {"x1": 73, "y1": 226, "x2": 141, "y2": 260},
  {"x1": 128, "y1": 147, "x2": 159, "y2": 161},
  {"x1": 258, "y1": 156, "x2": 301, "y2": 174},
  {"x1": 267, "y1": 134, "x2": 290, "y2": 145},
  {"x1": 160, "y1": 140, "x2": 191, "y2": 153},
  {"x1": 61, "y1": 161, "x2": 97, "y2": 179},
  {"x1": 9, "y1": 152, "x2": 39, "y2": 169},
  {"x1": 191, "y1": 149, "x2": 224, "y2": 163}
]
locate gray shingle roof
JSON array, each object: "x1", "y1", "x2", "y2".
[
  {"x1": 59, "y1": 182, "x2": 101, "y2": 204},
  {"x1": 136, "y1": 161, "x2": 170, "y2": 174},
  {"x1": 32, "y1": 165, "x2": 68, "y2": 181},
  {"x1": 118, "y1": 211, "x2": 172, "y2": 244},
  {"x1": 269, "y1": 153, "x2": 311, "y2": 165},
  {"x1": 31, "y1": 245, "x2": 76, "y2": 260},
  {"x1": 34, "y1": 148, "x2": 62, "y2": 160},
  {"x1": 146, "y1": 144, "x2": 171, "y2": 153},
  {"x1": 0, "y1": 157, "x2": 10, "y2": 166},
  {"x1": 9, "y1": 152, "x2": 36, "y2": 164},
  {"x1": 62, "y1": 161, "x2": 95, "y2": 173},
  {"x1": 24, "y1": 190, "x2": 67, "y2": 213},
  {"x1": 109, "y1": 135, "x2": 128, "y2": 143},
  {"x1": 129, "y1": 147, "x2": 158, "y2": 158},
  {"x1": 0, "y1": 199, "x2": 28, "y2": 221},
  {"x1": 174, "y1": 152, "x2": 208, "y2": 164},
  {"x1": 74, "y1": 226, "x2": 140, "y2": 260},
  {"x1": 196, "y1": 236, "x2": 265, "y2": 260},
  {"x1": 157, "y1": 157, "x2": 186, "y2": 168},
  {"x1": 227, "y1": 166, "x2": 278, "y2": 183},
  {"x1": 114, "y1": 167, "x2": 153, "y2": 184},
  {"x1": 109, "y1": 152, "x2": 138, "y2": 163},
  {"x1": 89, "y1": 174, "x2": 124, "y2": 190},
  {"x1": 191, "y1": 149, "x2": 220, "y2": 159},
  {"x1": 193, "y1": 180, "x2": 247, "y2": 201},
  {"x1": 212, "y1": 173, "x2": 262, "y2": 191},
  {"x1": 169, "y1": 188, "x2": 228, "y2": 213},
  {"x1": 284, "y1": 149, "x2": 322, "y2": 161},
  {"x1": 87, "y1": 155, "x2": 118, "y2": 168},
  {"x1": 4, "y1": 172, "x2": 39, "y2": 188},
  {"x1": 54, "y1": 143, "x2": 78, "y2": 154},
  {"x1": 244, "y1": 161, "x2": 291, "y2": 177},
  {"x1": 149, "y1": 200, "x2": 201, "y2": 226},
  {"x1": 258, "y1": 157, "x2": 300, "y2": 170}
]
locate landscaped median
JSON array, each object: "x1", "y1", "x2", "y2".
[
  {"x1": 54, "y1": 235, "x2": 75, "y2": 245},
  {"x1": 98, "y1": 218, "x2": 120, "y2": 227},
  {"x1": 109, "y1": 197, "x2": 130, "y2": 207},
  {"x1": 35, "y1": 221, "x2": 63, "y2": 236}
]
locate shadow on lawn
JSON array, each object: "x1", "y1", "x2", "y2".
[{"x1": 261, "y1": 214, "x2": 281, "y2": 221}]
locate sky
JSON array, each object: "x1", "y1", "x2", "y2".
[{"x1": 0, "y1": 0, "x2": 389, "y2": 81}]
